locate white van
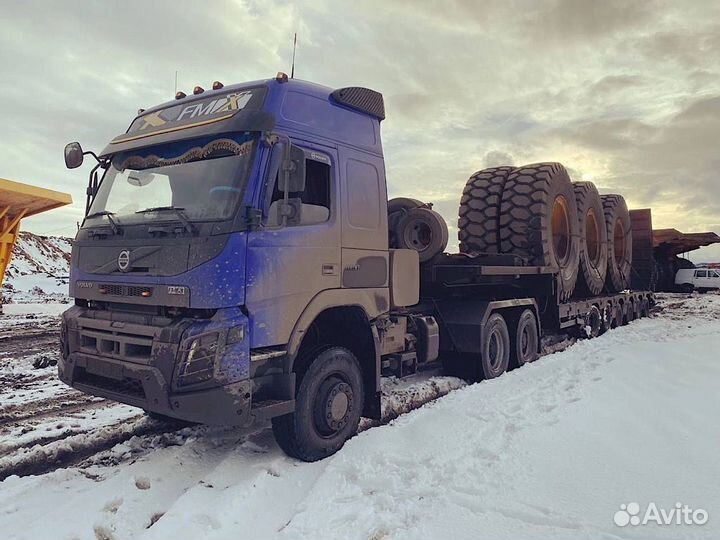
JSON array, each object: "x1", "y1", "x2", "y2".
[{"x1": 675, "y1": 268, "x2": 720, "y2": 292}]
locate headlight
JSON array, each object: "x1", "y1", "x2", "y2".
[
  {"x1": 178, "y1": 332, "x2": 219, "y2": 386},
  {"x1": 177, "y1": 324, "x2": 245, "y2": 387}
]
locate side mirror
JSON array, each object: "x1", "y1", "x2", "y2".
[
  {"x1": 64, "y1": 142, "x2": 84, "y2": 169},
  {"x1": 278, "y1": 145, "x2": 306, "y2": 193}
]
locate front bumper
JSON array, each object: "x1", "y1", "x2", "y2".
[{"x1": 59, "y1": 306, "x2": 294, "y2": 426}]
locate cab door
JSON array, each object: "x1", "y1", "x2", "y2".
[{"x1": 245, "y1": 142, "x2": 340, "y2": 348}]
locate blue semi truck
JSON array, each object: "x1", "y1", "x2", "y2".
[{"x1": 60, "y1": 73, "x2": 654, "y2": 461}]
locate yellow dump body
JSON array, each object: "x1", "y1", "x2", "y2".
[{"x1": 0, "y1": 177, "x2": 73, "y2": 292}]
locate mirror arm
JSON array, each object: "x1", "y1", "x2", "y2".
[
  {"x1": 83, "y1": 150, "x2": 101, "y2": 164},
  {"x1": 85, "y1": 162, "x2": 102, "y2": 215},
  {"x1": 271, "y1": 132, "x2": 293, "y2": 227}
]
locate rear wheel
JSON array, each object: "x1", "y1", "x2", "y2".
[
  {"x1": 499, "y1": 163, "x2": 580, "y2": 301},
  {"x1": 481, "y1": 313, "x2": 510, "y2": 379},
  {"x1": 511, "y1": 309, "x2": 539, "y2": 367},
  {"x1": 680, "y1": 283, "x2": 694, "y2": 293},
  {"x1": 272, "y1": 346, "x2": 364, "y2": 462}
]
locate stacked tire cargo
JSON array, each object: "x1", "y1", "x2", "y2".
[{"x1": 457, "y1": 162, "x2": 633, "y2": 300}]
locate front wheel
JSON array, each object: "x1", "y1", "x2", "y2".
[{"x1": 272, "y1": 346, "x2": 364, "y2": 462}]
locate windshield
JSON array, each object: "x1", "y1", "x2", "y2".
[{"x1": 85, "y1": 133, "x2": 256, "y2": 226}]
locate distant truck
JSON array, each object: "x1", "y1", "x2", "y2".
[
  {"x1": 60, "y1": 74, "x2": 654, "y2": 461},
  {"x1": 675, "y1": 268, "x2": 720, "y2": 292}
]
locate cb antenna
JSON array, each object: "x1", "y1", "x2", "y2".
[{"x1": 291, "y1": 33, "x2": 297, "y2": 78}]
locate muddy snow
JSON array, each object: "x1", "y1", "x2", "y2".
[{"x1": 0, "y1": 293, "x2": 718, "y2": 539}]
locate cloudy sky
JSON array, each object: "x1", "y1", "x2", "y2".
[{"x1": 2, "y1": 0, "x2": 720, "y2": 259}]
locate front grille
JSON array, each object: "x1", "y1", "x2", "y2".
[
  {"x1": 98, "y1": 284, "x2": 153, "y2": 298},
  {"x1": 76, "y1": 368, "x2": 146, "y2": 399}
]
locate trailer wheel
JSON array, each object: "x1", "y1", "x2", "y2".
[
  {"x1": 499, "y1": 163, "x2": 580, "y2": 301},
  {"x1": 601, "y1": 195, "x2": 632, "y2": 292},
  {"x1": 396, "y1": 207, "x2": 449, "y2": 262},
  {"x1": 600, "y1": 303, "x2": 613, "y2": 334},
  {"x1": 388, "y1": 197, "x2": 423, "y2": 248},
  {"x1": 625, "y1": 302, "x2": 634, "y2": 324},
  {"x1": 585, "y1": 305, "x2": 602, "y2": 338},
  {"x1": 511, "y1": 309, "x2": 538, "y2": 367},
  {"x1": 481, "y1": 313, "x2": 510, "y2": 379},
  {"x1": 271, "y1": 346, "x2": 364, "y2": 462},
  {"x1": 458, "y1": 166, "x2": 514, "y2": 254},
  {"x1": 573, "y1": 182, "x2": 608, "y2": 296}
]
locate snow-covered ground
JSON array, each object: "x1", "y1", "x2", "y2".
[
  {"x1": 2, "y1": 231, "x2": 71, "y2": 304},
  {"x1": 0, "y1": 293, "x2": 718, "y2": 539}
]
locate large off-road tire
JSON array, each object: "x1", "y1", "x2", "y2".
[
  {"x1": 458, "y1": 166, "x2": 515, "y2": 254},
  {"x1": 573, "y1": 182, "x2": 608, "y2": 296},
  {"x1": 499, "y1": 162, "x2": 580, "y2": 301},
  {"x1": 272, "y1": 346, "x2": 364, "y2": 462},
  {"x1": 601, "y1": 195, "x2": 632, "y2": 292},
  {"x1": 395, "y1": 207, "x2": 449, "y2": 262},
  {"x1": 388, "y1": 197, "x2": 423, "y2": 248},
  {"x1": 481, "y1": 313, "x2": 510, "y2": 379},
  {"x1": 510, "y1": 309, "x2": 539, "y2": 368}
]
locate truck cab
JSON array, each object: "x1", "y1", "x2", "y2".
[{"x1": 60, "y1": 74, "x2": 408, "y2": 460}]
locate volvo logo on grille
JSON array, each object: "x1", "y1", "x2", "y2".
[{"x1": 117, "y1": 250, "x2": 131, "y2": 272}]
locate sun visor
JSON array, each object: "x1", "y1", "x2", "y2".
[{"x1": 100, "y1": 86, "x2": 274, "y2": 157}]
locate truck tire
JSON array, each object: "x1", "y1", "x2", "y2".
[
  {"x1": 511, "y1": 309, "x2": 538, "y2": 367},
  {"x1": 585, "y1": 305, "x2": 602, "y2": 338},
  {"x1": 481, "y1": 313, "x2": 510, "y2": 379},
  {"x1": 640, "y1": 298, "x2": 649, "y2": 317},
  {"x1": 388, "y1": 197, "x2": 423, "y2": 248},
  {"x1": 572, "y1": 182, "x2": 608, "y2": 296},
  {"x1": 601, "y1": 195, "x2": 632, "y2": 292},
  {"x1": 395, "y1": 207, "x2": 449, "y2": 262},
  {"x1": 458, "y1": 166, "x2": 514, "y2": 254},
  {"x1": 499, "y1": 162, "x2": 580, "y2": 301},
  {"x1": 625, "y1": 302, "x2": 634, "y2": 324},
  {"x1": 271, "y1": 346, "x2": 364, "y2": 462}
]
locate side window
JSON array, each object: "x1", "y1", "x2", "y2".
[
  {"x1": 712, "y1": 271, "x2": 720, "y2": 278},
  {"x1": 696, "y1": 270, "x2": 707, "y2": 278},
  {"x1": 265, "y1": 153, "x2": 331, "y2": 227}
]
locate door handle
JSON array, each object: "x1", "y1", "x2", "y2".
[{"x1": 322, "y1": 263, "x2": 338, "y2": 276}]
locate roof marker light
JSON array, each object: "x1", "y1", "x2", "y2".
[
  {"x1": 175, "y1": 91, "x2": 186, "y2": 100},
  {"x1": 137, "y1": 108, "x2": 145, "y2": 115},
  {"x1": 212, "y1": 80, "x2": 224, "y2": 90},
  {"x1": 276, "y1": 72, "x2": 288, "y2": 83},
  {"x1": 193, "y1": 86, "x2": 204, "y2": 95}
]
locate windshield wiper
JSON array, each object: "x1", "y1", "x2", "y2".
[
  {"x1": 85, "y1": 210, "x2": 120, "y2": 235},
  {"x1": 135, "y1": 206, "x2": 196, "y2": 234}
]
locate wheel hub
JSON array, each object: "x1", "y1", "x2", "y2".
[{"x1": 315, "y1": 377, "x2": 354, "y2": 434}]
